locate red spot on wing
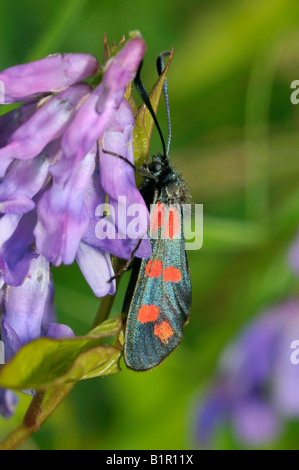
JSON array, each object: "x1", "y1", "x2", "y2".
[
  {"x1": 137, "y1": 305, "x2": 160, "y2": 323},
  {"x1": 154, "y1": 321, "x2": 174, "y2": 344},
  {"x1": 164, "y1": 207, "x2": 180, "y2": 239},
  {"x1": 145, "y1": 259, "x2": 163, "y2": 278},
  {"x1": 163, "y1": 266, "x2": 182, "y2": 283},
  {"x1": 150, "y1": 202, "x2": 167, "y2": 235}
]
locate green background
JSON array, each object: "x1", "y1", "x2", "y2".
[{"x1": 1, "y1": 0, "x2": 299, "y2": 450}]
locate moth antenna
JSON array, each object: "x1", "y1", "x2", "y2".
[
  {"x1": 134, "y1": 60, "x2": 167, "y2": 160},
  {"x1": 156, "y1": 51, "x2": 171, "y2": 156}
]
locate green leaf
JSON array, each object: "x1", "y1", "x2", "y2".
[
  {"x1": 132, "y1": 48, "x2": 174, "y2": 167},
  {"x1": 0, "y1": 316, "x2": 123, "y2": 391},
  {"x1": 80, "y1": 347, "x2": 122, "y2": 380}
]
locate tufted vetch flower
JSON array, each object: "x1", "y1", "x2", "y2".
[
  {"x1": 195, "y1": 300, "x2": 299, "y2": 447},
  {"x1": 0, "y1": 33, "x2": 153, "y2": 418}
]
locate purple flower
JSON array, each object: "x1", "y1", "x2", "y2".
[
  {"x1": 0, "y1": 53, "x2": 99, "y2": 104},
  {"x1": 34, "y1": 147, "x2": 95, "y2": 266},
  {"x1": 1, "y1": 256, "x2": 74, "y2": 363},
  {"x1": 0, "y1": 389, "x2": 18, "y2": 419},
  {"x1": 0, "y1": 255, "x2": 74, "y2": 415},
  {"x1": 196, "y1": 300, "x2": 299, "y2": 447},
  {"x1": 0, "y1": 102, "x2": 37, "y2": 148},
  {"x1": 0, "y1": 34, "x2": 152, "y2": 418},
  {"x1": 0, "y1": 35, "x2": 149, "y2": 291}
]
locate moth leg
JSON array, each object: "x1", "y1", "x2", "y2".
[
  {"x1": 101, "y1": 149, "x2": 158, "y2": 181},
  {"x1": 108, "y1": 237, "x2": 143, "y2": 283},
  {"x1": 152, "y1": 188, "x2": 159, "y2": 204}
]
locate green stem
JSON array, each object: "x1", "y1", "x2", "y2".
[
  {"x1": 92, "y1": 257, "x2": 126, "y2": 328},
  {"x1": 23, "y1": 390, "x2": 46, "y2": 430},
  {"x1": 0, "y1": 383, "x2": 74, "y2": 450},
  {"x1": 92, "y1": 288, "x2": 118, "y2": 329}
]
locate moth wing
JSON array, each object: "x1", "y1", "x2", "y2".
[{"x1": 124, "y1": 208, "x2": 191, "y2": 371}]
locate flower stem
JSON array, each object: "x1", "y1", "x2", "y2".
[
  {"x1": 0, "y1": 383, "x2": 74, "y2": 450},
  {"x1": 92, "y1": 289, "x2": 119, "y2": 328},
  {"x1": 92, "y1": 257, "x2": 125, "y2": 328},
  {"x1": 23, "y1": 390, "x2": 46, "y2": 430}
]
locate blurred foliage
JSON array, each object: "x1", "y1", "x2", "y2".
[{"x1": 1, "y1": 0, "x2": 299, "y2": 450}]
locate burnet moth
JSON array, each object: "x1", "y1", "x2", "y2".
[{"x1": 122, "y1": 52, "x2": 192, "y2": 371}]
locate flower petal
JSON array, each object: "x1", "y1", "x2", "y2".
[
  {"x1": 0, "y1": 153, "x2": 50, "y2": 215},
  {"x1": 0, "y1": 211, "x2": 38, "y2": 286},
  {"x1": 218, "y1": 309, "x2": 284, "y2": 388},
  {"x1": 96, "y1": 36, "x2": 147, "y2": 113},
  {"x1": 0, "y1": 102, "x2": 36, "y2": 147},
  {"x1": 0, "y1": 388, "x2": 18, "y2": 419},
  {"x1": 76, "y1": 241, "x2": 116, "y2": 297},
  {"x1": 1, "y1": 319, "x2": 22, "y2": 361},
  {"x1": 1, "y1": 255, "x2": 75, "y2": 362},
  {"x1": 99, "y1": 101, "x2": 150, "y2": 240},
  {"x1": 0, "y1": 194, "x2": 35, "y2": 215},
  {"x1": 60, "y1": 37, "x2": 146, "y2": 178},
  {"x1": 41, "y1": 277, "x2": 56, "y2": 325},
  {"x1": 0, "y1": 214, "x2": 22, "y2": 247},
  {"x1": 232, "y1": 397, "x2": 280, "y2": 445},
  {"x1": 2, "y1": 256, "x2": 50, "y2": 348},
  {"x1": 272, "y1": 301, "x2": 299, "y2": 415},
  {"x1": 0, "y1": 83, "x2": 91, "y2": 177},
  {"x1": 43, "y1": 323, "x2": 75, "y2": 339},
  {"x1": 34, "y1": 148, "x2": 96, "y2": 265},
  {"x1": 82, "y1": 159, "x2": 151, "y2": 259},
  {"x1": 0, "y1": 54, "x2": 98, "y2": 104},
  {"x1": 196, "y1": 384, "x2": 233, "y2": 447}
]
